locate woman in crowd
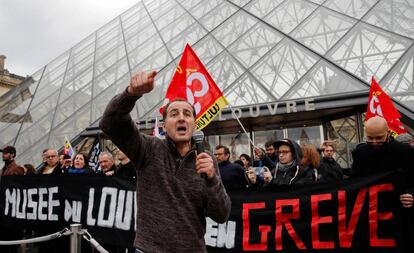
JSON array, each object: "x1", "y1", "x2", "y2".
[
  {"x1": 65, "y1": 153, "x2": 94, "y2": 174},
  {"x1": 239, "y1": 153, "x2": 251, "y2": 171},
  {"x1": 300, "y1": 144, "x2": 320, "y2": 182}
]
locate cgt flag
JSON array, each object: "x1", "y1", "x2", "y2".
[
  {"x1": 64, "y1": 136, "x2": 74, "y2": 158},
  {"x1": 366, "y1": 77, "x2": 407, "y2": 137},
  {"x1": 160, "y1": 44, "x2": 228, "y2": 130}
]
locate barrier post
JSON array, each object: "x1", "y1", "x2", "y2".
[{"x1": 70, "y1": 224, "x2": 82, "y2": 253}]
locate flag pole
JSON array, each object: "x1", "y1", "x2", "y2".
[{"x1": 226, "y1": 103, "x2": 257, "y2": 148}]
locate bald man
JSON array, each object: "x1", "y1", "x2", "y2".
[{"x1": 351, "y1": 116, "x2": 414, "y2": 208}]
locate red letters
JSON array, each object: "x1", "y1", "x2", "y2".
[
  {"x1": 242, "y1": 202, "x2": 271, "y2": 251},
  {"x1": 311, "y1": 193, "x2": 334, "y2": 249},
  {"x1": 338, "y1": 188, "x2": 367, "y2": 248},
  {"x1": 369, "y1": 183, "x2": 396, "y2": 247},
  {"x1": 275, "y1": 199, "x2": 306, "y2": 250}
]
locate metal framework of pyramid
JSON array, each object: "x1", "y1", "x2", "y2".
[{"x1": 1, "y1": 0, "x2": 414, "y2": 166}]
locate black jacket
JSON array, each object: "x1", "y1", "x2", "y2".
[
  {"x1": 218, "y1": 160, "x2": 249, "y2": 189},
  {"x1": 318, "y1": 157, "x2": 343, "y2": 182},
  {"x1": 351, "y1": 139, "x2": 414, "y2": 194}
]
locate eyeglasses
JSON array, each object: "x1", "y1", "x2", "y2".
[
  {"x1": 277, "y1": 150, "x2": 291, "y2": 155},
  {"x1": 46, "y1": 155, "x2": 57, "y2": 159}
]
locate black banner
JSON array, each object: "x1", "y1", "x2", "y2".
[{"x1": 0, "y1": 172, "x2": 412, "y2": 252}]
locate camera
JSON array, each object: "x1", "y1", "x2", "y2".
[{"x1": 253, "y1": 167, "x2": 266, "y2": 176}]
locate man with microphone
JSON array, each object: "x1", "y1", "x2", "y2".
[{"x1": 99, "y1": 71, "x2": 231, "y2": 252}]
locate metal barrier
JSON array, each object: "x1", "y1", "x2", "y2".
[{"x1": 0, "y1": 224, "x2": 109, "y2": 253}]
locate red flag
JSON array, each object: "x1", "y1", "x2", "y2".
[
  {"x1": 366, "y1": 77, "x2": 407, "y2": 137},
  {"x1": 160, "y1": 44, "x2": 228, "y2": 130}
]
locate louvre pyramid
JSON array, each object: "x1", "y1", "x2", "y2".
[{"x1": 1, "y1": 0, "x2": 414, "y2": 166}]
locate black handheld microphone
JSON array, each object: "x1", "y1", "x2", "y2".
[{"x1": 193, "y1": 130, "x2": 207, "y2": 179}]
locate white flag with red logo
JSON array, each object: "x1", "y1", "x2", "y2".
[
  {"x1": 160, "y1": 44, "x2": 228, "y2": 130},
  {"x1": 366, "y1": 77, "x2": 407, "y2": 137}
]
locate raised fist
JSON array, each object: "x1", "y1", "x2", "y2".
[{"x1": 128, "y1": 70, "x2": 157, "y2": 96}]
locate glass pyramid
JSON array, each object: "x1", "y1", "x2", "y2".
[{"x1": 1, "y1": 0, "x2": 414, "y2": 167}]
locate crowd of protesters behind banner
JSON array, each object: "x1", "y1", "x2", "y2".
[{"x1": 0, "y1": 116, "x2": 413, "y2": 252}]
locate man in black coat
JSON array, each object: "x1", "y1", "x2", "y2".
[
  {"x1": 318, "y1": 144, "x2": 343, "y2": 182},
  {"x1": 215, "y1": 145, "x2": 248, "y2": 189},
  {"x1": 351, "y1": 116, "x2": 413, "y2": 251}
]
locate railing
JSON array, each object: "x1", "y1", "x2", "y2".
[{"x1": 0, "y1": 224, "x2": 109, "y2": 253}]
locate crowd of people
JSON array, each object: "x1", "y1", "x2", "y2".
[{"x1": 1, "y1": 146, "x2": 136, "y2": 184}]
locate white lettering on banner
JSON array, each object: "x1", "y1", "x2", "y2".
[
  {"x1": 65, "y1": 200, "x2": 82, "y2": 223},
  {"x1": 48, "y1": 187, "x2": 59, "y2": 221},
  {"x1": 87, "y1": 188, "x2": 96, "y2": 226},
  {"x1": 16, "y1": 189, "x2": 27, "y2": 219},
  {"x1": 115, "y1": 190, "x2": 134, "y2": 231},
  {"x1": 267, "y1": 103, "x2": 279, "y2": 114},
  {"x1": 87, "y1": 187, "x2": 136, "y2": 231},
  {"x1": 187, "y1": 72, "x2": 209, "y2": 115},
  {"x1": 369, "y1": 96, "x2": 383, "y2": 117},
  {"x1": 5, "y1": 188, "x2": 16, "y2": 216},
  {"x1": 27, "y1": 188, "x2": 38, "y2": 220},
  {"x1": 4, "y1": 187, "x2": 59, "y2": 221},
  {"x1": 97, "y1": 187, "x2": 117, "y2": 228},
  {"x1": 38, "y1": 188, "x2": 48, "y2": 221},
  {"x1": 204, "y1": 217, "x2": 236, "y2": 249}
]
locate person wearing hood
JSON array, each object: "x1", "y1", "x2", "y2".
[{"x1": 269, "y1": 139, "x2": 314, "y2": 185}]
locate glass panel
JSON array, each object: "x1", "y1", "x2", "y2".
[
  {"x1": 283, "y1": 60, "x2": 368, "y2": 99},
  {"x1": 291, "y1": 7, "x2": 356, "y2": 55},
  {"x1": 91, "y1": 74, "x2": 130, "y2": 123},
  {"x1": 207, "y1": 51, "x2": 245, "y2": 92},
  {"x1": 229, "y1": 0, "x2": 251, "y2": 7},
  {"x1": 323, "y1": 0, "x2": 378, "y2": 19},
  {"x1": 59, "y1": 68, "x2": 94, "y2": 105},
  {"x1": 145, "y1": 0, "x2": 177, "y2": 21},
  {"x1": 325, "y1": 116, "x2": 359, "y2": 167},
  {"x1": 254, "y1": 129, "x2": 284, "y2": 148},
  {"x1": 181, "y1": 0, "x2": 204, "y2": 11},
  {"x1": 165, "y1": 23, "x2": 207, "y2": 59},
  {"x1": 192, "y1": 35, "x2": 225, "y2": 65},
  {"x1": 228, "y1": 22, "x2": 283, "y2": 68},
  {"x1": 151, "y1": 4, "x2": 186, "y2": 30},
  {"x1": 189, "y1": 0, "x2": 222, "y2": 19},
  {"x1": 121, "y1": 2, "x2": 146, "y2": 25},
  {"x1": 14, "y1": 138, "x2": 48, "y2": 169},
  {"x1": 97, "y1": 18, "x2": 121, "y2": 38},
  {"x1": 381, "y1": 46, "x2": 414, "y2": 111},
  {"x1": 129, "y1": 34, "x2": 164, "y2": 69},
  {"x1": 287, "y1": 125, "x2": 322, "y2": 146},
  {"x1": 264, "y1": 0, "x2": 317, "y2": 34},
  {"x1": 93, "y1": 57, "x2": 129, "y2": 97},
  {"x1": 95, "y1": 46, "x2": 127, "y2": 78},
  {"x1": 251, "y1": 39, "x2": 319, "y2": 99},
  {"x1": 124, "y1": 22, "x2": 156, "y2": 52},
  {"x1": 199, "y1": 1, "x2": 238, "y2": 31},
  {"x1": 213, "y1": 133, "x2": 251, "y2": 161},
  {"x1": 158, "y1": 13, "x2": 195, "y2": 43},
  {"x1": 243, "y1": 0, "x2": 285, "y2": 18},
  {"x1": 96, "y1": 28, "x2": 124, "y2": 62},
  {"x1": 65, "y1": 53, "x2": 94, "y2": 82},
  {"x1": 224, "y1": 73, "x2": 276, "y2": 106},
  {"x1": 131, "y1": 46, "x2": 172, "y2": 74},
  {"x1": 327, "y1": 23, "x2": 411, "y2": 83},
  {"x1": 363, "y1": 0, "x2": 414, "y2": 39},
  {"x1": 14, "y1": 113, "x2": 54, "y2": 152},
  {"x1": 52, "y1": 82, "x2": 92, "y2": 129},
  {"x1": 212, "y1": 11, "x2": 258, "y2": 47},
  {"x1": 308, "y1": 0, "x2": 326, "y2": 4},
  {"x1": 49, "y1": 105, "x2": 92, "y2": 151}
]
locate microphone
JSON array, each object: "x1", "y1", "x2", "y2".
[{"x1": 192, "y1": 130, "x2": 207, "y2": 179}]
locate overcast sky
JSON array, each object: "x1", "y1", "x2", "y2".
[{"x1": 0, "y1": 0, "x2": 138, "y2": 76}]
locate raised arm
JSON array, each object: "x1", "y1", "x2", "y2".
[{"x1": 99, "y1": 71, "x2": 157, "y2": 167}]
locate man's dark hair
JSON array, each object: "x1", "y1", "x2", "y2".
[
  {"x1": 265, "y1": 140, "x2": 275, "y2": 148},
  {"x1": 215, "y1": 145, "x2": 230, "y2": 155},
  {"x1": 162, "y1": 98, "x2": 196, "y2": 121}
]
